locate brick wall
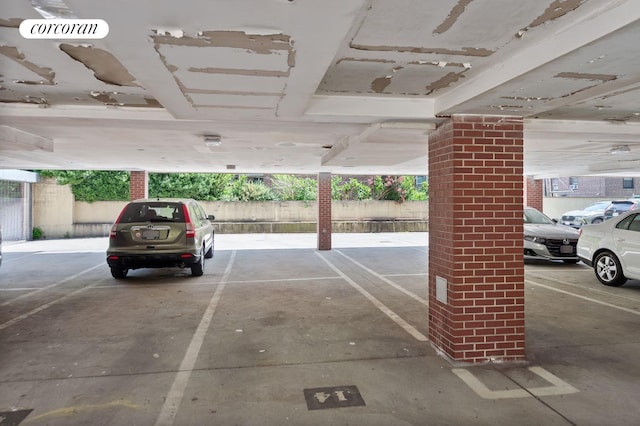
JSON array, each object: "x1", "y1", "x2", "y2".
[
  {"x1": 524, "y1": 177, "x2": 543, "y2": 211},
  {"x1": 428, "y1": 115, "x2": 525, "y2": 363},
  {"x1": 130, "y1": 171, "x2": 148, "y2": 200},
  {"x1": 317, "y1": 172, "x2": 332, "y2": 250}
]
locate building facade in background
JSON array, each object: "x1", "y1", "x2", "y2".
[{"x1": 547, "y1": 177, "x2": 639, "y2": 198}]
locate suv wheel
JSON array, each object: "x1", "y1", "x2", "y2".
[
  {"x1": 594, "y1": 251, "x2": 626, "y2": 286},
  {"x1": 111, "y1": 267, "x2": 128, "y2": 279},
  {"x1": 191, "y1": 247, "x2": 205, "y2": 276}
]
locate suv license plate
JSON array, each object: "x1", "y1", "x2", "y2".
[{"x1": 143, "y1": 230, "x2": 160, "y2": 240}]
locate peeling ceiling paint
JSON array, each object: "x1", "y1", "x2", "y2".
[
  {"x1": 89, "y1": 91, "x2": 162, "y2": 108},
  {"x1": 153, "y1": 30, "x2": 293, "y2": 56},
  {"x1": 152, "y1": 30, "x2": 295, "y2": 109},
  {"x1": 0, "y1": 18, "x2": 22, "y2": 28},
  {"x1": 555, "y1": 72, "x2": 617, "y2": 82},
  {"x1": 371, "y1": 76, "x2": 392, "y2": 93},
  {"x1": 187, "y1": 66, "x2": 288, "y2": 78},
  {"x1": 425, "y1": 71, "x2": 466, "y2": 94},
  {"x1": 528, "y1": 0, "x2": 584, "y2": 29},
  {"x1": 0, "y1": 46, "x2": 55, "y2": 84},
  {"x1": 433, "y1": 0, "x2": 474, "y2": 34},
  {"x1": 350, "y1": 43, "x2": 493, "y2": 57},
  {"x1": 59, "y1": 44, "x2": 138, "y2": 87}
]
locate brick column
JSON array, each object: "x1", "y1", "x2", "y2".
[
  {"x1": 130, "y1": 171, "x2": 148, "y2": 200},
  {"x1": 317, "y1": 172, "x2": 332, "y2": 250},
  {"x1": 524, "y1": 176, "x2": 543, "y2": 211},
  {"x1": 428, "y1": 115, "x2": 525, "y2": 363}
]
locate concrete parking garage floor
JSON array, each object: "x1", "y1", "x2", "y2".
[{"x1": 1, "y1": 233, "x2": 640, "y2": 426}]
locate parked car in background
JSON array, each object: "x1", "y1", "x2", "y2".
[
  {"x1": 603, "y1": 199, "x2": 640, "y2": 220},
  {"x1": 107, "y1": 198, "x2": 215, "y2": 279},
  {"x1": 524, "y1": 206, "x2": 580, "y2": 263},
  {"x1": 577, "y1": 210, "x2": 640, "y2": 286},
  {"x1": 0, "y1": 224, "x2": 3, "y2": 269},
  {"x1": 560, "y1": 200, "x2": 611, "y2": 228}
]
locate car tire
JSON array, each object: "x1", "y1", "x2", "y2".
[
  {"x1": 191, "y1": 247, "x2": 205, "y2": 276},
  {"x1": 591, "y1": 217, "x2": 603, "y2": 224},
  {"x1": 205, "y1": 234, "x2": 214, "y2": 259},
  {"x1": 110, "y1": 267, "x2": 128, "y2": 279},
  {"x1": 594, "y1": 251, "x2": 626, "y2": 287}
]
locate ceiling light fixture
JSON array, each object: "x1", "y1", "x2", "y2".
[
  {"x1": 204, "y1": 134, "x2": 222, "y2": 147},
  {"x1": 610, "y1": 145, "x2": 631, "y2": 154}
]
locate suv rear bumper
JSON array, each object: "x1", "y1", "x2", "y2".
[{"x1": 107, "y1": 252, "x2": 200, "y2": 270}]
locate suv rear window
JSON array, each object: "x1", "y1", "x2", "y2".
[
  {"x1": 608, "y1": 201, "x2": 634, "y2": 212},
  {"x1": 119, "y1": 202, "x2": 185, "y2": 223}
]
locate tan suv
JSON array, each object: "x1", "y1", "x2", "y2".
[{"x1": 107, "y1": 198, "x2": 215, "y2": 278}]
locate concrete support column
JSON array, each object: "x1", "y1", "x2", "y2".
[
  {"x1": 428, "y1": 115, "x2": 525, "y2": 363},
  {"x1": 317, "y1": 172, "x2": 332, "y2": 250},
  {"x1": 130, "y1": 171, "x2": 148, "y2": 200},
  {"x1": 524, "y1": 176, "x2": 544, "y2": 211}
]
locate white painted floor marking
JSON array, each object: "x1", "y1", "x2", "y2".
[
  {"x1": 316, "y1": 252, "x2": 428, "y2": 342},
  {"x1": 1, "y1": 262, "x2": 104, "y2": 307},
  {"x1": 527, "y1": 279, "x2": 640, "y2": 316},
  {"x1": 382, "y1": 273, "x2": 428, "y2": 277},
  {"x1": 0, "y1": 288, "x2": 44, "y2": 292},
  {"x1": 336, "y1": 250, "x2": 429, "y2": 306},
  {"x1": 452, "y1": 366, "x2": 579, "y2": 400},
  {"x1": 0, "y1": 280, "x2": 103, "y2": 330},
  {"x1": 224, "y1": 276, "x2": 340, "y2": 285},
  {"x1": 527, "y1": 274, "x2": 640, "y2": 303},
  {"x1": 155, "y1": 251, "x2": 236, "y2": 426}
]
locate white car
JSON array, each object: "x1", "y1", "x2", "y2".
[
  {"x1": 524, "y1": 207, "x2": 580, "y2": 263},
  {"x1": 577, "y1": 210, "x2": 640, "y2": 286}
]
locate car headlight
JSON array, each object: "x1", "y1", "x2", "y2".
[{"x1": 524, "y1": 235, "x2": 546, "y2": 243}]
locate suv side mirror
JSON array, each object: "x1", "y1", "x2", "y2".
[{"x1": 208, "y1": 214, "x2": 216, "y2": 221}]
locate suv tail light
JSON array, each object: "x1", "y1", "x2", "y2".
[
  {"x1": 182, "y1": 204, "x2": 196, "y2": 239},
  {"x1": 109, "y1": 208, "x2": 127, "y2": 239}
]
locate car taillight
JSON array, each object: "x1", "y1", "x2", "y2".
[
  {"x1": 109, "y1": 208, "x2": 127, "y2": 239},
  {"x1": 109, "y1": 224, "x2": 118, "y2": 239},
  {"x1": 182, "y1": 204, "x2": 196, "y2": 239}
]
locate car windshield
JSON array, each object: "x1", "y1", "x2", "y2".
[
  {"x1": 119, "y1": 202, "x2": 185, "y2": 223},
  {"x1": 585, "y1": 202, "x2": 610, "y2": 211},
  {"x1": 524, "y1": 208, "x2": 555, "y2": 225}
]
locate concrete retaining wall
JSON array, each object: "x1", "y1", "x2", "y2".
[{"x1": 32, "y1": 180, "x2": 430, "y2": 238}]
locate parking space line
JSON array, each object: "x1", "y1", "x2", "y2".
[
  {"x1": 316, "y1": 252, "x2": 428, "y2": 342},
  {"x1": 1, "y1": 262, "x2": 104, "y2": 307},
  {"x1": 452, "y1": 366, "x2": 579, "y2": 399},
  {"x1": 0, "y1": 252, "x2": 40, "y2": 263},
  {"x1": 527, "y1": 279, "x2": 640, "y2": 316},
  {"x1": 0, "y1": 287, "x2": 43, "y2": 291},
  {"x1": 224, "y1": 276, "x2": 340, "y2": 285},
  {"x1": 527, "y1": 273, "x2": 640, "y2": 303},
  {"x1": 0, "y1": 279, "x2": 104, "y2": 331},
  {"x1": 155, "y1": 251, "x2": 236, "y2": 426},
  {"x1": 336, "y1": 250, "x2": 428, "y2": 306}
]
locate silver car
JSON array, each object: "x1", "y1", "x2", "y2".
[
  {"x1": 560, "y1": 200, "x2": 611, "y2": 228},
  {"x1": 577, "y1": 210, "x2": 640, "y2": 286},
  {"x1": 524, "y1": 206, "x2": 580, "y2": 263}
]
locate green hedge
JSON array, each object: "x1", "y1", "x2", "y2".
[{"x1": 38, "y1": 171, "x2": 428, "y2": 202}]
